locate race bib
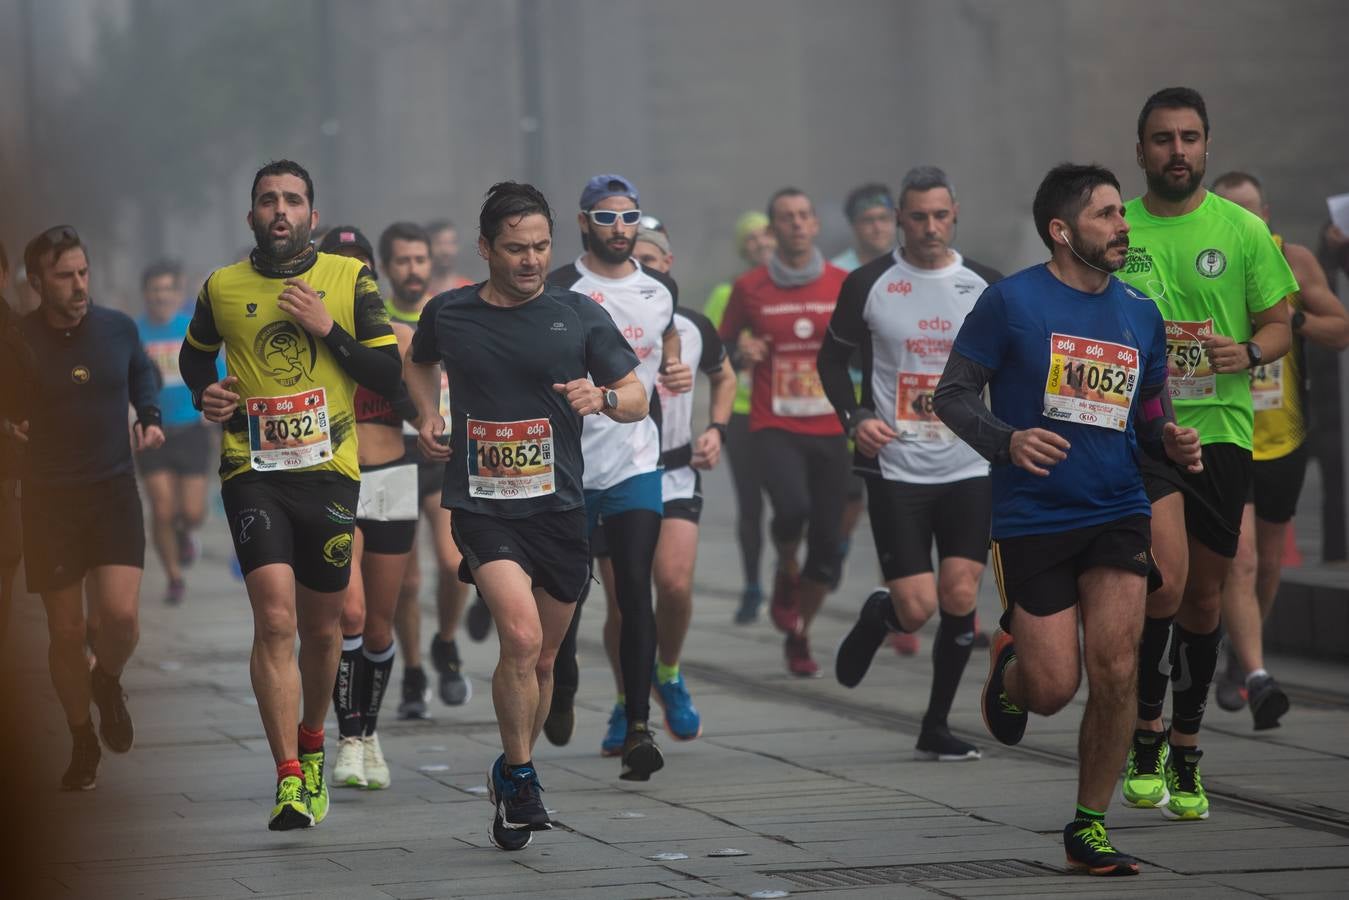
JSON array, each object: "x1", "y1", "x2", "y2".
[
  {"x1": 1251, "y1": 359, "x2": 1284, "y2": 411},
  {"x1": 1165, "y1": 319, "x2": 1216, "y2": 399},
  {"x1": 771, "y1": 355, "x2": 832, "y2": 417},
  {"x1": 247, "y1": 388, "x2": 332, "y2": 471},
  {"x1": 144, "y1": 339, "x2": 183, "y2": 387},
  {"x1": 1043, "y1": 333, "x2": 1139, "y2": 432},
  {"x1": 894, "y1": 371, "x2": 952, "y2": 441},
  {"x1": 466, "y1": 417, "x2": 555, "y2": 499}
]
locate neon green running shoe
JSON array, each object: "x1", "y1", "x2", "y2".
[
  {"x1": 1163, "y1": 745, "x2": 1209, "y2": 820},
  {"x1": 1121, "y1": 729, "x2": 1170, "y2": 808},
  {"x1": 268, "y1": 775, "x2": 313, "y2": 831},
  {"x1": 301, "y1": 747, "x2": 330, "y2": 825}
]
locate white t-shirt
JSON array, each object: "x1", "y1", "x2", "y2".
[{"x1": 659, "y1": 307, "x2": 726, "y2": 502}]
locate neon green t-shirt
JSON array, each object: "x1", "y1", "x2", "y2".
[
  {"x1": 1118, "y1": 191, "x2": 1297, "y2": 450},
  {"x1": 703, "y1": 281, "x2": 752, "y2": 416}
]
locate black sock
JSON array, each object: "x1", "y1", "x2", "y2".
[
  {"x1": 1136, "y1": 615, "x2": 1173, "y2": 722},
  {"x1": 333, "y1": 635, "x2": 364, "y2": 739},
  {"x1": 1073, "y1": 803, "x2": 1106, "y2": 826},
  {"x1": 922, "y1": 609, "x2": 975, "y2": 732},
  {"x1": 70, "y1": 718, "x2": 96, "y2": 739},
  {"x1": 1170, "y1": 623, "x2": 1220, "y2": 736},
  {"x1": 504, "y1": 759, "x2": 534, "y2": 776},
  {"x1": 361, "y1": 643, "x2": 395, "y2": 736}
]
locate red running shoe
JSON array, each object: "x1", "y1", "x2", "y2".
[
  {"x1": 785, "y1": 633, "x2": 819, "y2": 677},
  {"x1": 769, "y1": 568, "x2": 800, "y2": 634}
]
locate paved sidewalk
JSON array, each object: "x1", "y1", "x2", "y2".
[{"x1": 11, "y1": 462, "x2": 1349, "y2": 899}]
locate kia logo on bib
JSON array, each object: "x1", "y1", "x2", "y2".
[{"x1": 793, "y1": 317, "x2": 814, "y2": 339}]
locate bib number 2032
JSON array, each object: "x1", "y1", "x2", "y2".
[{"x1": 248, "y1": 388, "x2": 332, "y2": 471}]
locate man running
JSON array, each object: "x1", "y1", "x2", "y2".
[
  {"x1": 179, "y1": 160, "x2": 402, "y2": 830},
  {"x1": 831, "y1": 183, "x2": 897, "y2": 272},
  {"x1": 425, "y1": 219, "x2": 475, "y2": 296},
  {"x1": 135, "y1": 259, "x2": 217, "y2": 606},
  {"x1": 1116, "y1": 88, "x2": 1295, "y2": 822},
  {"x1": 820, "y1": 165, "x2": 992, "y2": 761},
  {"x1": 406, "y1": 181, "x2": 646, "y2": 849},
  {"x1": 15, "y1": 226, "x2": 163, "y2": 790},
  {"x1": 718, "y1": 188, "x2": 849, "y2": 675},
  {"x1": 1209, "y1": 172, "x2": 1349, "y2": 727},
  {"x1": 935, "y1": 163, "x2": 1201, "y2": 875}
]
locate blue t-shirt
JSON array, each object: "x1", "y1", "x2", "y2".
[
  {"x1": 138, "y1": 312, "x2": 213, "y2": 428},
  {"x1": 952, "y1": 264, "x2": 1167, "y2": 539}
]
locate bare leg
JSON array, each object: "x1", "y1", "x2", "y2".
[
  {"x1": 40, "y1": 582, "x2": 94, "y2": 727},
  {"x1": 83, "y1": 565, "x2": 142, "y2": 677},
  {"x1": 473, "y1": 560, "x2": 546, "y2": 764},
  {"x1": 395, "y1": 537, "x2": 423, "y2": 668},
  {"x1": 295, "y1": 581, "x2": 345, "y2": 733},
  {"x1": 653, "y1": 518, "x2": 698, "y2": 666},
  {"x1": 1220, "y1": 504, "x2": 1259, "y2": 674},
  {"x1": 142, "y1": 472, "x2": 182, "y2": 585},
  {"x1": 179, "y1": 474, "x2": 209, "y2": 532},
  {"x1": 246, "y1": 564, "x2": 301, "y2": 764},
  {"x1": 426, "y1": 502, "x2": 466, "y2": 642},
  {"x1": 530, "y1": 587, "x2": 576, "y2": 746}
]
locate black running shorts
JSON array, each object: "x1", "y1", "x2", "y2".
[
  {"x1": 221, "y1": 471, "x2": 359, "y2": 593},
  {"x1": 22, "y1": 475, "x2": 145, "y2": 592},
  {"x1": 451, "y1": 507, "x2": 591, "y2": 604},
  {"x1": 866, "y1": 475, "x2": 991, "y2": 581},
  {"x1": 1248, "y1": 444, "x2": 1307, "y2": 525},
  {"x1": 1141, "y1": 443, "x2": 1252, "y2": 558},
  {"x1": 135, "y1": 422, "x2": 213, "y2": 477}
]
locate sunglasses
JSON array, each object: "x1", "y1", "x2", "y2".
[{"x1": 586, "y1": 209, "x2": 642, "y2": 227}]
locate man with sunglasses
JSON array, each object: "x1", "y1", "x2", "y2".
[
  {"x1": 15, "y1": 225, "x2": 164, "y2": 791},
  {"x1": 544, "y1": 175, "x2": 692, "y2": 779}
]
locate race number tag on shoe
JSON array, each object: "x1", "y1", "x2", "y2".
[
  {"x1": 466, "y1": 418, "x2": 555, "y2": 499},
  {"x1": 771, "y1": 355, "x2": 832, "y2": 417},
  {"x1": 1042, "y1": 333, "x2": 1139, "y2": 431},
  {"x1": 895, "y1": 371, "x2": 953, "y2": 441},
  {"x1": 1165, "y1": 319, "x2": 1216, "y2": 399},
  {"x1": 247, "y1": 388, "x2": 332, "y2": 471},
  {"x1": 1251, "y1": 359, "x2": 1284, "y2": 411}
]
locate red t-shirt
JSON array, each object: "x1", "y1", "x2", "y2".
[{"x1": 719, "y1": 263, "x2": 847, "y2": 435}]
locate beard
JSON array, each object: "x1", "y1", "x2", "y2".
[
  {"x1": 430, "y1": 253, "x2": 454, "y2": 276},
  {"x1": 391, "y1": 274, "x2": 427, "y2": 305},
  {"x1": 1074, "y1": 232, "x2": 1130, "y2": 273},
  {"x1": 253, "y1": 215, "x2": 312, "y2": 261},
  {"x1": 586, "y1": 225, "x2": 633, "y2": 266},
  {"x1": 1145, "y1": 158, "x2": 1205, "y2": 203}
]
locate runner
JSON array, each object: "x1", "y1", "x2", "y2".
[
  {"x1": 718, "y1": 187, "x2": 849, "y2": 675},
  {"x1": 178, "y1": 160, "x2": 402, "y2": 830},
  {"x1": 14, "y1": 225, "x2": 164, "y2": 790},
  {"x1": 820, "y1": 165, "x2": 992, "y2": 761},
  {"x1": 425, "y1": 219, "x2": 475, "y2": 296},
  {"x1": 405, "y1": 181, "x2": 647, "y2": 849},
  {"x1": 703, "y1": 211, "x2": 776, "y2": 623},
  {"x1": 135, "y1": 259, "x2": 217, "y2": 606},
  {"x1": 1210, "y1": 172, "x2": 1349, "y2": 727},
  {"x1": 544, "y1": 175, "x2": 692, "y2": 771},
  {"x1": 831, "y1": 182, "x2": 897, "y2": 271},
  {"x1": 1116, "y1": 88, "x2": 1295, "y2": 821},
  {"x1": 935, "y1": 163, "x2": 1202, "y2": 874},
  {"x1": 377, "y1": 222, "x2": 472, "y2": 716}
]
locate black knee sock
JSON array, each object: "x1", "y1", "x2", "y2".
[
  {"x1": 333, "y1": 635, "x2": 364, "y2": 739},
  {"x1": 361, "y1": 642, "x2": 396, "y2": 736},
  {"x1": 553, "y1": 602, "x2": 581, "y2": 696},
  {"x1": 1136, "y1": 615, "x2": 1173, "y2": 722},
  {"x1": 1170, "y1": 623, "x2": 1220, "y2": 736},
  {"x1": 922, "y1": 609, "x2": 975, "y2": 732}
]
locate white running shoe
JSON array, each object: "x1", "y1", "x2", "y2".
[
  {"x1": 363, "y1": 733, "x2": 390, "y2": 790},
  {"x1": 333, "y1": 736, "x2": 367, "y2": 788}
]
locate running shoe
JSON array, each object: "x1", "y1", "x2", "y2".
[
  {"x1": 332, "y1": 736, "x2": 366, "y2": 788},
  {"x1": 268, "y1": 775, "x2": 313, "y2": 831},
  {"x1": 913, "y1": 727, "x2": 981, "y2": 762},
  {"x1": 60, "y1": 727, "x2": 100, "y2": 791},
  {"x1": 980, "y1": 629, "x2": 1026, "y2": 746},
  {"x1": 397, "y1": 665, "x2": 430, "y2": 719},
  {"x1": 1063, "y1": 820, "x2": 1140, "y2": 876},
  {"x1": 1248, "y1": 673, "x2": 1290, "y2": 731},
  {"x1": 619, "y1": 722, "x2": 665, "y2": 782},
  {"x1": 300, "y1": 746, "x2": 329, "y2": 824},
  {"x1": 835, "y1": 588, "x2": 893, "y2": 687},
  {"x1": 91, "y1": 666, "x2": 134, "y2": 753},
  {"x1": 430, "y1": 635, "x2": 472, "y2": 706},
  {"x1": 466, "y1": 591, "x2": 493, "y2": 642},
  {"x1": 1121, "y1": 729, "x2": 1170, "y2": 808},
  {"x1": 487, "y1": 754, "x2": 552, "y2": 830},
  {"x1": 785, "y1": 632, "x2": 819, "y2": 677},
  {"x1": 600, "y1": 703, "x2": 627, "y2": 757},
  {"x1": 1163, "y1": 745, "x2": 1210, "y2": 820},
  {"x1": 769, "y1": 567, "x2": 800, "y2": 634},
  {"x1": 164, "y1": 577, "x2": 185, "y2": 607},
  {"x1": 733, "y1": 584, "x2": 763, "y2": 625},
  {"x1": 489, "y1": 808, "x2": 533, "y2": 851},
  {"x1": 655, "y1": 672, "x2": 702, "y2": 740},
  {"x1": 544, "y1": 685, "x2": 576, "y2": 747},
  {"x1": 363, "y1": 733, "x2": 390, "y2": 789}
]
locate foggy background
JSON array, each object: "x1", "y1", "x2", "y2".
[{"x1": 1, "y1": 0, "x2": 1347, "y2": 310}]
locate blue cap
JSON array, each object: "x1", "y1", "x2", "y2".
[{"x1": 580, "y1": 174, "x2": 639, "y2": 210}]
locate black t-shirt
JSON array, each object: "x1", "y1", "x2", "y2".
[{"x1": 410, "y1": 283, "x2": 639, "y2": 518}]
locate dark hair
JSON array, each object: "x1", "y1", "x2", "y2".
[
  {"x1": 1032, "y1": 163, "x2": 1121, "y2": 250},
  {"x1": 1211, "y1": 170, "x2": 1264, "y2": 200},
  {"x1": 378, "y1": 221, "x2": 431, "y2": 267},
  {"x1": 898, "y1": 166, "x2": 955, "y2": 208},
  {"x1": 141, "y1": 258, "x2": 182, "y2": 289},
  {"x1": 767, "y1": 187, "x2": 811, "y2": 222},
  {"x1": 843, "y1": 182, "x2": 894, "y2": 222},
  {"x1": 1136, "y1": 86, "x2": 1209, "y2": 143},
  {"x1": 250, "y1": 159, "x2": 314, "y2": 206},
  {"x1": 424, "y1": 219, "x2": 456, "y2": 237},
  {"x1": 479, "y1": 182, "x2": 553, "y2": 246},
  {"x1": 23, "y1": 225, "x2": 87, "y2": 278}
]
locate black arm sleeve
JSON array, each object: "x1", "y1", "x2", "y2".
[
  {"x1": 933, "y1": 350, "x2": 1014, "y2": 465},
  {"x1": 323, "y1": 323, "x2": 402, "y2": 396},
  {"x1": 818, "y1": 267, "x2": 871, "y2": 428},
  {"x1": 1135, "y1": 380, "x2": 1174, "y2": 461},
  {"x1": 179, "y1": 342, "x2": 220, "y2": 410}
]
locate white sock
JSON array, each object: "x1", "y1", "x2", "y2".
[{"x1": 1245, "y1": 668, "x2": 1269, "y2": 687}]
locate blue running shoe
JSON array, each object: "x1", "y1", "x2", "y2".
[
  {"x1": 601, "y1": 703, "x2": 627, "y2": 757},
  {"x1": 487, "y1": 754, "x2": 551, "y2": 831},
  {"x1": 655, "y1": 673, "x2": 702, "y2": 741}
]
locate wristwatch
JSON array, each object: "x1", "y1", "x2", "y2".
[
  {"x1": 1244, "y1": 341, "x2": 1263, "y2": 369},
  {"x1": 602, "y1": 388, "x2": 619, "y2": 411},
  {"x1": 1291, "y1": 310, "x2": 1307, "y2": 334}
]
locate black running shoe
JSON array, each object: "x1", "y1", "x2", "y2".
[
  {"x1": 981, "y1": 629, "x2": 1026, "y2": 746},
  {"x1": 430, "y1": 635, "x2": 472, "y2": 706},
  {"x1": 913, "y1": 726, "x2": 981, "y2": 762},
  {"x1": 619, "y1": 722, "x2": 665, "y2": 782},
  {"x1": 397, "y1": 666, "x2": 430, "y2": 719},
  {"x1": 489, "y1": 807, "x2": 533, "y2": 851},
  {"x1": 61, "y1": 727, "x2": 101, "y2": 791},
  {"x1": 835, "y1": 588, "x2": 893, "y2": 688},
  {"x1": 91, "y1": 666, "x2": 134, "y2": 753},
  {"x1": 1063, "y1": 820, "x2": 1139, "y2": 876},
  {"x1": 1248, "y1": 673, "x2": 1290, "y2": 731},
  {"x1": 466, "y1": 591, "x2": 493, "y2": 642},
  {"x1": 487, "y1": 754, "x2": 551, "y2": 831},
  {"x1": 1214, "y1": 640, "x2": 1246, "y2": 712},
  {"x1": 543, "y1": 684, "x2": 576, "y2": 747}
]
